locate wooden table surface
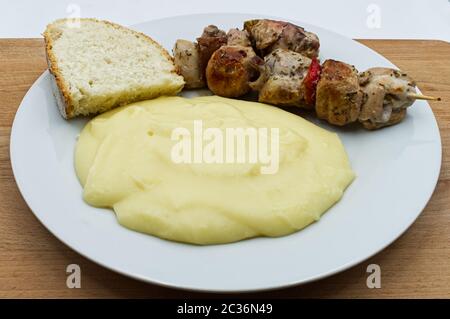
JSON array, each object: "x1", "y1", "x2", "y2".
[{"x1": 0, "y1": 39, "x2": 449, "y2": 298}]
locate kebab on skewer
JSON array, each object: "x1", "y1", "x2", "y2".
[
  {"x1": 265, "y1": 56, "x2": 439, "y2": 129},
  {"x1": 173, "y1": 19, "x2": 319, "y2": 92},
  {"x1": 173, "y1": 19, "x2": 440, "y2": 130}
]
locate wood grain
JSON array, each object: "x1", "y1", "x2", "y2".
[{"x1": 0, "y1": 39, "x2": 449, "y2": 298}]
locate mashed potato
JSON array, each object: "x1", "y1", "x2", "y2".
[{"x1": 75, "y1": 96, "x2": 354, "y2": 244}]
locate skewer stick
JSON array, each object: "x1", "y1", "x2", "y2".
[{"x1": 408, "y1": 93, "x2": 441, "y2": 101}]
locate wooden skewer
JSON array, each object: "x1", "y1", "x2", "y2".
[{"x1": 408, "y1": 93, "x2": 441, "y2": 101}]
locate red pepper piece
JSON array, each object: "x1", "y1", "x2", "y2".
[{"x1": 304, "y1": 57, "x2": 321, "y2": 106}]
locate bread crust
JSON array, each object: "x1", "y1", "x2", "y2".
[
  {"x1": 43, "y1": 25, "x2": 72, "y2": 118},
  {"x1": 43, "y1": 18, "x2": 182, "y2": 119}
]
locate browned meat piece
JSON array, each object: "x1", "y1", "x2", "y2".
[
  {"x1": 257, "y1": 49, "x2": 312, "y2": 108},
  {"x1": 244, "y1": 19, "x2": 320, "y2": 58},
  {"x1": 201, "y1": 25, "x2": 226, "y2": 38},
  {"x1": 206, "y1": 46, "x2": 265, "y2": 98},
  {"x1": 197, "y1": 25, "x2": 227, "y2": 75},
  {"x1": 227, "y1": 28, "x2": 251, "y2": 46},
  {"x1": 173, "y1": 39, "x2": 205, "y2": 89},
  {"x1": 316, "y1": 59, "x2": 363, "y2": 126},
  {"x1": 358, "y1": 68, "x2": 416, "y2": 129},
  {"x1": 173, "y1": 25, "x2": 227, "y2": 89}
]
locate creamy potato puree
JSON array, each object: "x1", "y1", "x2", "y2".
[{"x1": 75, "y1": 96, "x2": 354, "y2": 244}]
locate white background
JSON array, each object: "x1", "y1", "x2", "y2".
[{"x1": 1, "y1": 0, "x2": 449, "y2": 40}]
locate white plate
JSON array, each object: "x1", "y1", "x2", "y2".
[{"x1": 10, "y1": 13, "x2": 441, "y2": 292}]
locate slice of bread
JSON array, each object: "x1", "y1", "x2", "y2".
[{"x1": 44, "y1": 18, "x2": 185, "y2": 119}]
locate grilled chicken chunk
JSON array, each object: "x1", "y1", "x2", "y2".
[
  {"x1": 244, "y1": 19, "x2": 320, "y2": 58},
  {"x1": 358, "y1": 68, "x2": 417, "y2": 129},
  {"x1": 205, "y1": 28, "x2": 266, "y2": 98},
  {"x1": 316, "y1": 59, "x2": 363, "y2": 126},
  {"x1": 257, "y1": 49, "x2": 312, "y2": 107},
  {"x1": 173, "y1": 39, "x2": 205, "y2": 89},
  {"x1": 206, "y1": 46, "x2": 265, "y2": 97}
]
